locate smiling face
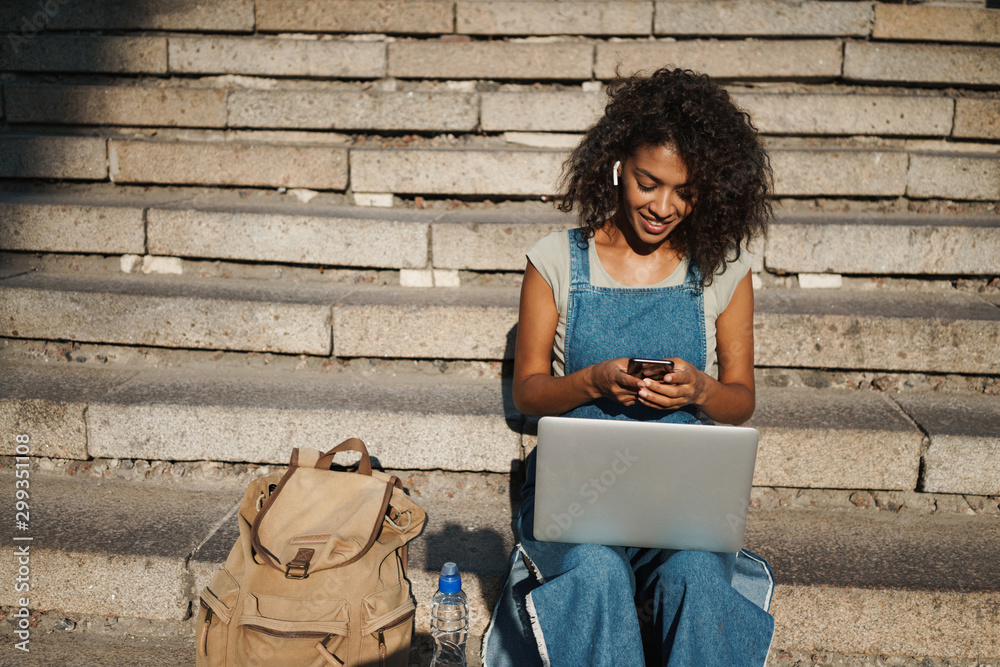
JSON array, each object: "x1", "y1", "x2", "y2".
[{"x1": 615, "y1": 143, "x2": 695, "y2": 250}]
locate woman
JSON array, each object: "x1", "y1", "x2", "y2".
[{"x1": 483, "y1": 68, "x2": 775, "y2": 666}]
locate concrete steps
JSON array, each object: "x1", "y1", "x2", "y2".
[
  {"x1": 0, "y1": 632, "x2": 197, "y2": 667},
  {"x1": 3, "y1": 80, "x2": 996, "y2": 142},
  {"x1": 1, "y1": 1, "x2": 997, "y2": 44},
  {"x1": 2, "y1": 269, "x2": 998, "y2": 373},
  {"x1": 3, "y1": 187, "x2": 999, "y2": 274},
  {"x1": 1, "y1": 4, "x2": 998, "y2": 82},
  {"x1": 0, "y1": 2, "x2": 997, "y2": 662},
  {"x1": 2, "y1": 131, "x2": 999, "y2": 200},
  {"x1": 2, "y1": 468, "x2": 999, "y2": 659},
  {"x1": 4, "y1": 361, "x2": 1000, "y2": 493},
  {"x1": 0, "y1": 632, "x2": 995, "y2": 667}
]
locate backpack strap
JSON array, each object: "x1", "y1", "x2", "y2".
[
  {"x1": 314, "y1": 438, "x2": 373, "y2": 475},
  {"x1": 284, "y1": 547, "x2": 316, "y2": 580}
]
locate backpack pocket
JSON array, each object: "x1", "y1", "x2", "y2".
[
  {"x1": 362, "y1": 584, "x2": 416, "y2": 667},
  {"x1": 235, "y1": 594, "x2": 349, "y2": 667},
  {"x1": 197, "y1": 568, "x2": 240, "y2": 666}
]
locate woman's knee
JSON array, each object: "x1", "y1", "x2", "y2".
[
  {"x1": 562, "y1": 544, "x2": 633, "y2": 590},
  {"x1": 656, "y1": 550, "x2": 730, "y2": 591}
]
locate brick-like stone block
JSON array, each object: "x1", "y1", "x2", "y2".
[
  {"x1": 766, "y1": 215, "x2": 1000, "y2": 276},
  {"x1": 401, "y1": 269, "x2": 435, "y2": 287},
  {"x1": 907, "y1": 153, "x2": 1000, "y2": 201},
  {"x1": 333, "y1": 288, "x2": 519, "y2": 359},
  {"x1": 0, "y1": 0, "x2": 254, "y2": 31},
  {"x1": 148, "y1": 207, "x2": 430, "y2": 269},
  {"x1": 0, "y1": 364, "x2": 139, "y2": 459},
  {"x1": 749, "y1": 388, "x2": 921, "y2": 490},
  {"x1": 0, "y1": 477, "x2": 238, "y2": 620},
  {"x1": 0, "y1": 547, "x2": 189, "y2": 620},
  {"x1": 655, "y1": 1, "x2": 872, "y2": 37},
  {"x1": 844, "y1": 42, "x2": 1000, "y2": 87},
  {"x1": 229, "y1": 89, "x2": 479, "y2": 132},
  {"x1": 458, "y1": 1, "x2": 652, "y2": 36},
  {"x1": 953, "y1": 99, "x2": 1000, "y2": 141},
  {"x1": 351, "y1": 147, "x2": 567, "y2": 196},
  {"x1": 88, "y1": 373, "x2": 520, "y2": 471},
  {"x1": 432, "y1": 213, "x2": 575, "y2": 270},
  {"x1": 169, "y1": 36, "x2": 386, "y2": 78},
  {"x1": 732, "y1": 93, "x2": 953, "y2": 137},
  {"x1": 0, "y1": 135, "x2": 107, "y2": 180},
  {"x1": 770, "y1": 149, "x2": 908, "y2": 197},
  {"x1": 895, "y1": 392, "x2": 1000, "y2": 496},
  {"x1": 388, "y1": 40, "x2": 593, "y2": 80},
  {"x1": 256, "y1": 0, "x2": 454, "y2": 33},
  {"x1": 0, "y1": 399, "x2": 88, "y2": 459},
  {"x1": 0, "y1": 35, "x2": 167, "y2": 74},
  {"x1": 772, "y1": 586, "x2": 1000, "y2": 657},
  {"x1": 753, "y1": 505, "x2": 1000, "y2": 598},
  {"x1": 4, "y1": 84, "x2": 227, "y2": 128},
  {"x1": 0, "y1": 273, "x2": 335, "y2": 355},
  {"x1": 481, "y1": 90, "x2": 604, "y2": 132},
  {"x1": 755, "y1": 290, "x2": 1000, "y2": 375},
  {"x1": 596, "y1": 39, "x2": 843, "y2": 80},
  {"x1": 110, "y1": 139, "x2": 349, "y2": 190},
  {"x1": 0, "y1": 201, "x2": 144, "y2": 254},
  {"x1": 873, "y1": 4, "x2": 1000, "y2": 45}
]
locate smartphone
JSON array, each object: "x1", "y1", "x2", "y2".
[{"x1": 626, "y1": 358, "x2": 675, "y2": 381}]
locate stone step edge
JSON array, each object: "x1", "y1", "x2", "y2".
[
  {"x1": 1, "y1": 2, "x2": 997, "y2": 43},
  {"x1": 3, "y1": 266, "x2": 997, "y2": 309},
  {"x1": 3, "y1": 133, "x2": 1000, "y2": 200},
  {"x1": 3, "y1": 35, "x2": 1000, "y2": 86},
  {"x1": 5, "y1": 359, "x2": 1000, "y2": 494},
  {"x1": 4, "y1": 192, "x2": 999, "y2": 274},
  {"x1": 4, "y1": 186, "x2": 998, "y2": 224},
  {"x1": 2, "y1": 471, "x2": 999, "y2": 657},
  {"x1": 2, "y1": 271, "x2": 999, "y2": 377},
  {"x1": 0, "y1": 623, "x2": 993, "y2": 667},
  {"x1": 2, "y1": 82, "x2": 994, "y2": 144}
]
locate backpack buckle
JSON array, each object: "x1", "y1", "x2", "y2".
[{"x1": 284, "y1": 547, "x2": 315, "y2": 579}]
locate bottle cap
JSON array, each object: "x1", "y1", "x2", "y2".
[{"x1": 438, "y1": 562, "x2": 462, "y2": 593}]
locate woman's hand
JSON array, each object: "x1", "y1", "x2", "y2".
[
  {"x1": 588, "y1": 358, "x2": 645, "y2": 406},
  {"x1": 634, "y1": 358, "x2": 708, "y2": 410},
  {"x1": 633, "y1": 272, "x2": 758, "y2": 424}
]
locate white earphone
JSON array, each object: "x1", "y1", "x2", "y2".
[{"x1": 613, "y1": 160, "x2": 621, "y2": 186}]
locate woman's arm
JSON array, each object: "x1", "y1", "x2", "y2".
[
  {"x1": 636, "y1": 271, "x2": 756, "y2": 424},
  {"x1": 512, "y1": 261, "x2": 644, "y2": 416}
]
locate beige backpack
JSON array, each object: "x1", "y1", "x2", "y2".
[{"x1": 196, "y1": 438, "x2": 427, "y2": 667}]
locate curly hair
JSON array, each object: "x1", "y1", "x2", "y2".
[{"x1": 558, "y1": 67, "x2": 772, "y2": 285}]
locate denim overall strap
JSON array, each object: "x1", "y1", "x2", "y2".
[{"x1": 563, "y1": 228, "x2": 705, "y2": 423}]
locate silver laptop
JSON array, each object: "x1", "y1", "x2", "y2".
[{"x1": 532, "y1": 416, "x2": 759, "y2": 553}]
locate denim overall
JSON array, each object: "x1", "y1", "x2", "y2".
[{"x1": 484, "y1": 230, "x2": 775, "y2": 667}]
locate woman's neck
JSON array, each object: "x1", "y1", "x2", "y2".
[{"x1": 593, "y1": 218, "x2": 683, "y2": 286}]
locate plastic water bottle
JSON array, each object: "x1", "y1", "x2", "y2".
[{"x1": 430, "y1": 562, "x2": 468, "y2": 667}]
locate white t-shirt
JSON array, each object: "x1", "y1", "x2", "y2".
[{"x1": 526, "y1": 231, "x2": 753, "y2": 378}]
